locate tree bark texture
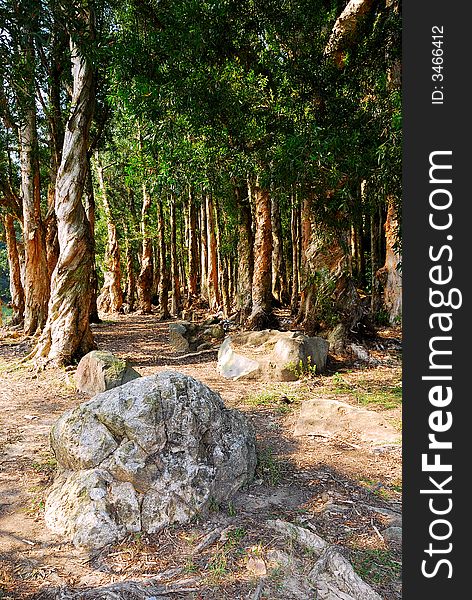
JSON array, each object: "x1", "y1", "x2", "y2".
[
  {"x1": 83, "y1": 164, "x2": 100, "y2": 323},
  {"x1": 247, "y1": 182, "x2": 273, "y2": 328},
  {"x1": 187, "y1": 188, "x2": 198, "y2": 302},
  {"x1": 157, "y1": 199, "x2": 170, "y2": 319},
  {"x1": 96, "y1": 157, "x2": 123, "y2": 314},
  {"x1": 235, "y1": 185, "x2": 253, "y2": 320},
  {"x1": 290, "y1": 194, "x2": 300, "y2": 315},
  {"x1": 170, "y1": 195, "x2": 181, "y2": 316},
  {"x1": 206, "y1": 194, "x2": 220, "y2": 310},
  {"x1": 136, "y1": 183, "x2": 153, "y2": 313},
  {"x1": 214, "y1": 197, "x2": 230, "y2": 316},
  {"x1": 31, "y1": 21, "x2": 96, "y2": 364},
  {"x1": 375, "y1": 199, "x2": 401, "y2": 323},
  {"x1": 3, "y1": 214, "x2": 25, "y2": 325},
  {"x1": 296, "y1": 195, "x2": 313, "y2": 325},
  {"x1": 325, "y1": 0, "x2": 375, "y2": 67},
  {"x1": 19, "y1": 97, "x2": 50, "y2": 335},
  {"x1": 200, "y1": 198, "x2": 208, "y2": 302},
  {"x1": 271, "y1": 195, "x2": 288, "y2": 304}
]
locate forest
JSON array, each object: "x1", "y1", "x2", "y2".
[
  {"x1": 0, "y1": 1, "x2": 402, "y2": 599},
  {"x1": 0, "y1": 0, "x2": 401, "y2": 356}
]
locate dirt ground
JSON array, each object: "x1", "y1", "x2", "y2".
[{"x1": 0, "y1": 313, "x2": 402, "y2": 599}]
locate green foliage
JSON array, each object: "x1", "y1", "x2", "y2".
[
  {"x1": 351, "y1": 549, "x2": 401, "y2": 586},
  {"x1": 0, "y1": 242, "x2": 10, "y2": 300},
  {"x1": 256, "y1": 446, "x2": 282, "y2": 486}
]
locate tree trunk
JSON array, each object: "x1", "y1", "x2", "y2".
[
  {"x1": 206, "y1": 193, "x2": 220, "y2": 310},
  {"x1": 170, "y1": 195, "x2": 181, "y2": 316},
  {"x1": 214, "y1": 197, "x2": 230, "y2": 316},
  {"x1": 187, "y1": 187, "x2": 198, "y2": 303},
  {"x1": 96, "y1": 155, "x2": 123, "y2": 313},
  {"x1": 44, "y1": 26, "x2": 65, "y2": 282},
  {"x1": 136, "y1": 183, "x2": 153, "y2": 313},
  {"x1": 31, "y1": 22, "x2": 96, "y2": 364},
  {"x1": 296, "y1": 195, "x2": 313, "y2": 324},
  {"x1": 325, "y1": 0, "x2": 375, "y2": 67},
  {"x1": 3, "y1": 214, "x2": 25, "y2": 325},
  {"x1": 271, "y1": 195, "x2": 288, "y2": 305},
  {"x1": 247, "y1": 181, "x2": 273, "y2": 329},
  {"x1": 235, "y1": 184, "x2": 253, "y2": 320},
  {"x1": 83, "y1": 164, "x2": 100, "y2": 323},
  {"x1": 19, "y1": 96, "x2": 49, "y2": 336},
  {"x1": 375, "y1": 199, "x2": 401, "y2": 323},
  {"x1": 157, "y1": 199, "x2": 170, "y2": 319},
  {"x1": 200, "y1": 197, "x2": 208, "y2": 302},
  {"x1": 290, "y1": 192, "x2": 300, "y2": 315}
]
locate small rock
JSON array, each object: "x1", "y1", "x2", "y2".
[
  {"x1": 168, "y1": 322, "x2": 190, "y2": 352},
  {"x1": 246, "y1": 556, "x2": 267, "y2": 577},
  {"x1": 74, "y1": 351, "x2": 140, "y2": 395},
  {"x1": 382, "y1": 526, "x2": 402, "y2": 547}
]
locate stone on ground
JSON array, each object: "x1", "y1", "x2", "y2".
[
  {"x1": 217, "y1": 330, "x2": 329, "y2": 381},
  {"x1": 168, "y1": 320, "x2": 225, "y2": 352},
  {"x1": 45, "y1": 371, "x2": 256, "y2": 548},
  {"x1": 294, "y1": 398, "x2": 401, "y2": 445},
  {"x1": 74, "y1": 350, "x2": 141, "y2": 395}
]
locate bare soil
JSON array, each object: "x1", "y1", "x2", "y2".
[{"x1": 0, "y1": 313, "x2": 402, "y2": 599}]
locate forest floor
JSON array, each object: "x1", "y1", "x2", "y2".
[{"x1": 0, "y1": 313, "x2": 402, "y2": 600}]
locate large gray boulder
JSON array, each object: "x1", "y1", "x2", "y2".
[
  {"x1": 217, "y1": 330, "x2": 329, "y2": 381},
  {"x1": 45, "y1": 372, "x2": 256, "y2": 548},
  {"x1": 74, "y1": 350, "x2": 141, "y2": 395}
]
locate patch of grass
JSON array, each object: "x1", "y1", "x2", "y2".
[
  {"x1": 329, "y1": 374, "x2": 402, "y2": 410},
  {"x1": 31, "y1": 454, "x2": 57, "y2": 477},
  {"x1": 205, "y1": 527, "x2": 248, "y2": 582},
  {"x1": 227, "y1": 501, "x2": 237, "y2": 517},
  {"x1": 225, "y1": 527, "x2": 246, "y2": 549},
  {"x1": 207, "y1": 549, "x2": 228, "y2": 580},
  {"x1": 285, "y1": 356, "x2": 317, "y2": 379},
  {"x1": 256, "y1": 447, "x2": 283, "y2": 486},
  {"x1": 359, "y1": 478, "x2": 401, "y2": 500},
  {"x1": 351, "y1": 549, "x2": 401, "y2": 585},
  {"x1": 245, "y1": 389, "x2": 299, "y2": 415},
  {"x1": 183, "y1": 557, "x2": 199, "y2": 574}
]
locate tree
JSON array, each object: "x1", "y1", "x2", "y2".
[{"x1": 31, "y1": 4, "x2": 97, "y2": 364}]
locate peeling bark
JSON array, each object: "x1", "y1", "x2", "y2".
[
  {"x1": 290, "y1": 193, "x2": 300, "y2": 315},
  {"x1": 235, "y1": 184, "x2": 253, "y2": 320},
  {"x1": 375, "y1": 199, "x2": 401, "y2": 323},
  {"x1": 271, "y1": 195, "x2": 288, "y2": 304},
  {"x1": 206, "y1": 193, "x2": 220, "y2": 310},
  {"x1": 247, "y1": 181, "x2": 273, "y2": 329},
  {"x1": 96, "y1": 156, "x2": 123, "y2": 314},
  {"x1": 325, "y1": 0, "x2": 375, "y2": 67},
  {"x1": 187, "y1": 188, "x2": 198, "y2": 302},
  {"x1": 214, "y1": 197, "x2": 230, "y2": 317},
  {"x1": 3, "y1": 214, "x2": 24, "y2": 325},
  {"x1": 157, "y1": 199, "x2": 170, "y2": 319},
  {"x1": 20, "y1": 96, "x2": 49, "y2": 336},
  {"x1": 200, "y1": 198, "x2": 208, "y2": 302},
  {"x1": 83, "y1": 164, "x2": 100, "y2": 324},
  {"x1": 124, "y1": 227, "x2": 136, "y2": 311},
  {"x1": 136, "y1": 183, "x2": 153, "y2": 313},
  {"x1": 31, "y1": 16, "x2": 96, "y2": 365},
  {"x1": 170, "y1": 195, "x2": 181, "y2": 316}
]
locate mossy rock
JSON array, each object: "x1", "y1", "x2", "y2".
[{"x1": 75, "y1": 350, "x2": 141, "y2": 395}]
